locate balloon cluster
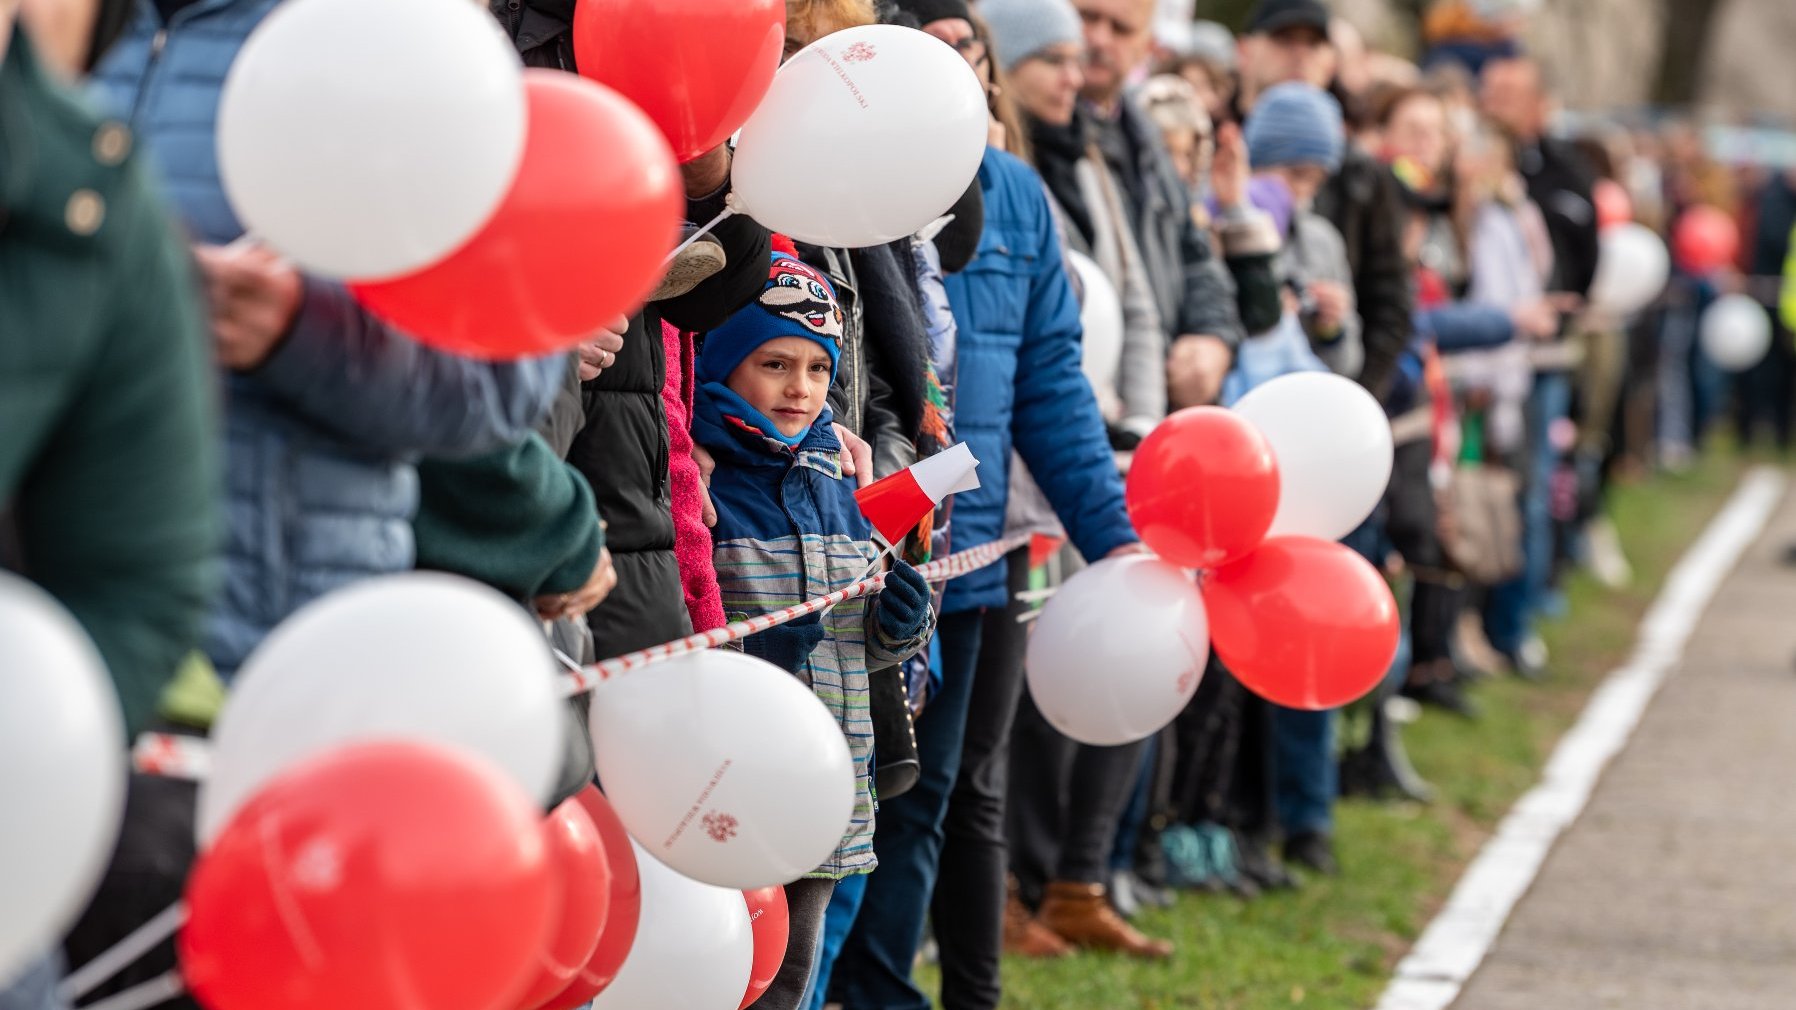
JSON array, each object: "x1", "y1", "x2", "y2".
[
  {"x1": 172, "y1": 574, "x2": 834, "y2": 1010},
  {"x1": 215, "y1": 0, "x2": 987, "y2": 361},
  {"x1": 1027, "y1": 374, "x2": 1402, "y2": 744},
  {"x1": 0, "y1": 574, "x2": 843, "y2": 1007}
]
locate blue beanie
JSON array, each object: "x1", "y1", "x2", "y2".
[
  {"x1": 697, "y1": 253, "x2": 844, "y2": 386},
  {"x1": 1245, "y1": 82, "x2": 1345, "y2": 173},
  {"x1": 979, "y1": 0, "x2": 1084, "y2": 73}
]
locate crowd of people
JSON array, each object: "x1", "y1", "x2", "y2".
[{"x1": 6, "y1": 0, "x2": 1796, "y2": 1008}]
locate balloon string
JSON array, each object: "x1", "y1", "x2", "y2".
[
  {"x1": 75, "y1": 970, "x2": 185, "y2": 1010},
  {"x1": 662, "y1": 206, "x2": 736, "y2": 266},
  {"x1": 60, "y1": 903, "x2": 186, "y2": 1001}
]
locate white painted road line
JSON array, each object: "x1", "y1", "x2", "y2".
[{"x1": 1373, "y1": 466, "x2": 1788, "y2": 1010}]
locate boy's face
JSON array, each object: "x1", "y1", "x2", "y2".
[{"x1": 727, "y1": 337, "x2": 835, "y2": 440}]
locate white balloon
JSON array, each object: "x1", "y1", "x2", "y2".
[
  {"x1": 217, "y1": 0, "x2": 526, "y2": 279},
  {"x1": 732, "y1": 25, "x2": 988, "y2": 248},
  {"x1": 1699, "y1": 294, "x2": 1772, "y2": 372},
  {"x1": 589, "y1": 650, "x2": 854, "y2": 889},
  {"x1": 0, "y1": 575, "x2": 125, "y2": 984},
  {"x1": 1069, "y1": 251, "x2": 1124, "y2": 406},
  {"x1": 590, "y1": 842, "x2": 754, "y2": 1010},
  {"x1": 1589, "y1": 222, "x2": 1671, "y2": 316},
  {"x1": 1025, "y1": 557, "x2": 1210, "y2": 746},
  {"x1": 199, "y1": 573, "x2": 560, "y2": 844},
  {"x1": 1233, "y1": 373, "x2": 1394, "y2": 541}
]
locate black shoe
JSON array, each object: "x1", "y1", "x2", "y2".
[
  {"x1": 1402, "y1": 677, "x2": 1480, "y2": 719},
  {"x1": 1283, "y1": 832, "x2": 1338, "y2": 876},
  {"x1": 1234, "y1": 832, "x2": 1300, "y2": 892}
]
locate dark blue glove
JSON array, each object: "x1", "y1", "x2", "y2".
[
  {"x1": 744, "y1": 613, "x2": 826, "y2": 674},
  {"x1": 875, "y1": 560, "x2": 932, "y2": 643}
]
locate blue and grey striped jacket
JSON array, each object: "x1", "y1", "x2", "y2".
[{"x1": 694, "y1": 393, "x2": 931, "y2": 879}]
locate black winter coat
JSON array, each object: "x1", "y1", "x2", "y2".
[
  {"x1": 1516, "y1": 138, "x2": 1600, "y2": 299},
  {"x1": 490, "y1": 0, "x2": 773, "y2": 656},
  {"x1": 797, "y1": 242, "x2": 932, "y2": 480},
  {"x1": 1315, "y1": 148, "x2": 1416, "y2": 402}
]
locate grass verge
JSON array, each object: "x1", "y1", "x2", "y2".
[{"x1": 921, "y1": 449, "x2": 1752, "y2": 1010}]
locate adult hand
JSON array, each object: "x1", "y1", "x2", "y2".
[
  {"x1": 1167, "y1": 334, "x2": 1232, "y2": 408},
  {"x1": 1106, "y1": 543, "x2": 1148, "y2": 560},
  {"x1": 691, "y1": 443, "x2": 718, "y2": 527},
  {"x1": 534, "y1": 547, "x2": 618, "y2": 620},
  {"x1": 681, "y1": 144, "x2": 732, "y2": 199},
  {"x1": 1211, "y1": 123, "x2": 1248, "y2": 210},
  {"x1": 1308, "y1": 280, "x2": 1351, "y2": 335},
  {"x1": 576, "y1": 316, "x2": 629, "y2": 380},
  {"x1": 833, "y1": 423, "x2": 874, "y2": 489},
  {"x1": 193, "y1": 241, "x2": 303, "y2": 371},
  {"x1": 1511, "y1": 299, "x2": 1559, "y2": 340}
]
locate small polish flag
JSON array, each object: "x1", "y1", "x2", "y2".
[{"x1": 856, "y1": 442, "x2": 981, "y2": 545}]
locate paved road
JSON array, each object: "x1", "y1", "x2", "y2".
[{"x1": 1452, "y1": 482, "x2": 1796, "y2": 1010}]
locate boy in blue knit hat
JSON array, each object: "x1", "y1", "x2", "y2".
[{"x1": 693, "y1": 248, "x2": 935, "y2": 1010}]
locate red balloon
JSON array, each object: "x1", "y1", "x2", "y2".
[
  {"x1": 574, "y1": 0, "x2": 785, "y2": 163},
  {"x1": 1673, "y1": 204, "x2": 1740, "y2": 275},
  {"x1": 180, "y1": 741, "x2": 555, "y2": 1010},
  {"x1": 1593, "y1": 179, "x2": 1632, "y2": 230},
  {"x1": 1126, "y1": 407, "x2": 1281, "y2": 569},
  {"x1": 536, "y1": 787, "x2": 642, "y2": 1010},
  {"x1": 740, "y1": 886, "x2": 791, "y2": 1010},
  {"x1": 351, "y1": 70, "x2": 682, "y2": 360},
  {"x1": 514, "y1": 801, "x2": 614, "y2": 1010},
  {"x1": 1201, "y1": 537, "x2": 1400, "y2": 710}
]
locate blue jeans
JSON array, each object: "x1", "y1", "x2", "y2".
[
  {"x1": 1486, "y1": 370, "x2": 1572, "y2": 656},
  {"x1": 1271, "y1": 707, "x2": 1337, "y2": 836},
  {"x1": 809, "y1": 873, "x2": 869, "y2": 1010},
  {"x1": 0, "y1": 952, "x2": 68, "y2": 1010},
  {"x1": 830, "y1": 610, "x2": 985, "y2": 1010}
]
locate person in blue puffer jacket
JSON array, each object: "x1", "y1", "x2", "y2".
[
  {"x1": 89, "y1": 0, "x2": 564, "y2": 679},
  {"x1": 831, "y1": 93, "x2": 1143, "y2": 1010}
]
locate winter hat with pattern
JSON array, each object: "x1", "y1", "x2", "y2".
[
  {"x1": 978, "y1": 0, "x2": 1083, "y2": 73},
  {"x1": 697, "y1": 252, "x2": 844, "y2": 386}
]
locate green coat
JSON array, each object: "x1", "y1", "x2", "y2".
[{"x1": 0, "y1": 28, "x2": 220, "y2": 738}]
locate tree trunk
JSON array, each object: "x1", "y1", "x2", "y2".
[{"x1": 1653, "y1": 0, "x2": 1727, "y2": 105}]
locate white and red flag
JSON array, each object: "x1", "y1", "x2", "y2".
[{"x1": 855, "y1": 442, "x2": 981, "y2": 546}]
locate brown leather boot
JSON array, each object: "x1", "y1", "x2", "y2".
[
  {"x1": 1004, "y1": 885, "x2": 1073, "y2": 958},
  {"x1": 1037, "y1": 881, "x2": 1174, "y2": 959}
]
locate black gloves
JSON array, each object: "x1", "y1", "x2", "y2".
[{"x1": 875, "y1": 561, "x2": 932, "y2": 643}]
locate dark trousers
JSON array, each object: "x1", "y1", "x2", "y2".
[
  {"x1": 758, "y1": 878, "x2": 837, "y2": 1010},
  {"x1": 926, "y1": 553, "x2": 1034, "y2": 1010},
  {"x1": 1007, "y1": 689, "x2": 1150, "y2": 908},
  {"x1": 1172, "y1": 657, "x2": 1247, "y2": 826},
  {"x1": 831, "y1": 609, "x2": 985, "y2": 1010}
]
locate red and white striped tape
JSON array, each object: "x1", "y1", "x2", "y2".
[
  {"x1": 132, "y1": 535, "x2": 1032, "y2": 781},
  {"x1": 556, "y1": 533, "x2": 1031, "y2": 695}
]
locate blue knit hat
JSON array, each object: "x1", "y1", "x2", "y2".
[
  {"x1": 979, "y1": 0, "x2": 1084, "y2": 73},
  {"x1": 1245, "y1": 82, "x2": 1345, "y2": 173},
  {"x1": 697, "y1": 252, "x2": 844, "y2": 386}
]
